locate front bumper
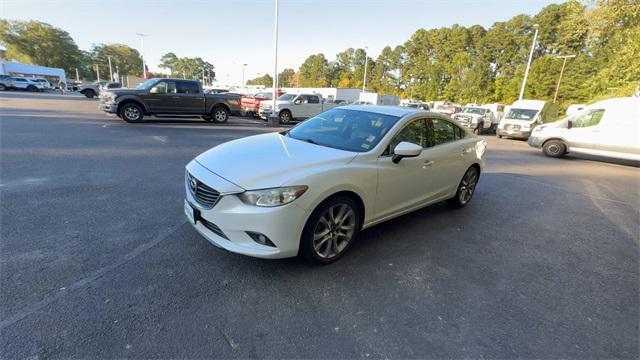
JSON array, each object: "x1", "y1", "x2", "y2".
[
  {"x1": 527, "y1": 135, "x2": 545, "y2": 148},
  {"x1": 184, "y1": 161, "x2": 310, "y2": 259},
  {"x1": 497, "y1": 128, "x2": 531, "y2": 139},
  {"x1": 99, "y1": 101, "x2": 117, "y2": 113}
]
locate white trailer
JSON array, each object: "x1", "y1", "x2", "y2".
[
  {"x1": 359, "y1": 92, "x2": 400, "y2": 106},
  {"x1": 264, "y1": 87, "x2": 361, "y2": 103},
  {"x1": 0, "y1": 61, "x2": 66, "y2": 85}
]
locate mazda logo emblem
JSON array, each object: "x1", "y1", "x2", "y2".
[{"x1": 189, "y1": 178, "x2": 198, "y2": 193}]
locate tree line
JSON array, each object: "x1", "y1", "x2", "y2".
[
  {"x1": 248, "y1": 0, "x2": 639, "y2": 107},
  {"x1": 0, "y1": 19, "x2": 215, "y2": 83}
]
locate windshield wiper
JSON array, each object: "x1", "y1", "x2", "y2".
[{"x1": 302, "y1": 138, "x2": 318, "y2": 145}]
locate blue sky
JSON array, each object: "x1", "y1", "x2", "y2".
[{"x1": 3, "y1": 0, "x2": 558, "y2": 85}]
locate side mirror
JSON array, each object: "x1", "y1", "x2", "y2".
[
  {"x1": 392, "y1": 142, "x2": 423, "y2": 164},
  {"x1": 150, "y1": 87, "x2": 160, "y2": 94},
  {"x1": 294, "y1": 99, "x2": 302, "y2": 105},
  {"x1": 567, "y1": 120, "x2": 573, "y2": 129}
]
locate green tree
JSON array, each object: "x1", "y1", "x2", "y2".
[
  {"x1": 0, "y1": 20, "x2": 85, "y2": 76},
  {"x1": 246, "y1": 74, "x2": 273, "y2": 86},
  {"x1": 90, "y1": 43, "x2": 142, "y2": 79},
  {"x1": 278, "y1": 68, "x2": 296, "y2": 87},
  {"x1": 298, "y1": 53, "x2": 331, "y2": 87}
]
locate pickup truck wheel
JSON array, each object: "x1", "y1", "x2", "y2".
[
  {"x1": 279, "y1": 110, "x2": 292, "y2": 124},
  {"x1": 83, "y1": 89, "x2": 96, "y2": 98},
  {"x1": 119, "y1": 103, "x2": 145, "y2": 123},
  {"x1": 211, "y1": 107, "x2": 229, "y2": 123}
]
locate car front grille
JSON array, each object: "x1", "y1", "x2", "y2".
[
  {"x1": 505, "y1": 124, "x2": 521, "y2": 131},
  {"x1": 200, "y1": 217, "x2": 229, "y2": 240},
  {"x1": 455, "y1": 115, "x2": 472, "y2": 125},
  {"x1": 186, "y1": 172, "x2": 221, "y2": 208}
]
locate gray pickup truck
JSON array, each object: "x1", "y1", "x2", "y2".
[{"x1": 99, "y1": 78, "x2": 241, "y2": 123}]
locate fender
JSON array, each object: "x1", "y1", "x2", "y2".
[{"x1": 116, "y1": 95, "x2": 149, "y2": 113}]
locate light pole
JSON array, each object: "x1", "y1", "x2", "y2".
[
  {"x1": 107, "y1": 56, "x2": 114, "y2": 82},
  {"x1": 136, "y1": 33, "x2": 149, "y2": 79},
  {"x1": 242, "y1": 63, "x2": 247, "y2": 89},
  {"x1": 75, "y1": 68, "x2": 80, "y2": 82},
  {"x1": 362, "y1": 46, "x2": 369, "y2": 93},
  {"x1": 518, "y1": 24, "x2": 539, "y2": 100},
  {"x1": 268, "y1": 0, "x2": 280, "y2": 127},
  {"x1": 95, "y1": 65, "x2": 100, "y2": 82},
  {"x1": 553, "y1": 54, "x2": 576, "y2": 102}
]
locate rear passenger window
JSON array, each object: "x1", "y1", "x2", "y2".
[
  {"x1": 430, "y1": 118, "x2": 460, "y2": 145},
  {"x1": 177, "y1": 81, "x2": 200, "y2": 94},
  {"x1": 308, "y1": 96, "x2": 320, "y2": 104}
]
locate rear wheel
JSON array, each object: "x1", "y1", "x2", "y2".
[
  {"x1": 542, "y1": 140, "x2": 566, "y2": 158},
  {"x1": 211, "y1": 106, "x2": 229, "y2": 123},
  {"x1": 83, "y1": 89, "x2": 96, "y2": 98},
  {"x1": 27, "y1": 85, "x2": 38, "y2": 92},
  {"x1": 0, "y1": 84, "x2": 6, "y2": 91},
  {"x1": 300, "y1": 196, "x2": 361, "y2": 264},
  {"x1": 119, "y1": 103, "x2": 145, "y2": 123},
  {"x1": 448, "y1": 166, "x2": 479, "y2": 208}
]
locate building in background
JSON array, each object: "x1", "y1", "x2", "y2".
[{"x1": 0, "y1": 60, "x2": 66, "y2": 85}]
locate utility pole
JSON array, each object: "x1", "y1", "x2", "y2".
[
  {"x1": 136, "y1": 33, "x2": 149, "y2": 79},
  {"x1": 95, "y1": 65, "x2": 100, "y2": 82},
  {"x1": 242, "y1": 63, "x2": 247, "y2": 89},
  {"x1": 519, "y1": 24, "x2": 539, "y2": 100},
  {"x1": 268, "y1": 0, "x2": 280, "y2": 127},
  {"x1": 107, "y1": 56, "x2": 114, "y2": 82},
  {"x1": 553, "y1": 54, "x2": 576, "y2": 102},
  {"x1": 75, "y1": 68, "x2": 80, "y2": 82},
  {"x1": 362, "y1": 46, "x2": 369, "y2": 93}
]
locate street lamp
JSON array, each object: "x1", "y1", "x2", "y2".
[
  {"x1": 95, "y1": 64, "x2": 100, "y2": 82},
  {"x1": 107, "y1": 56, "x2": 114, "y2": 82},
  {"x1": 268, "y1": 0, "x2": 280, "y2": 127},
  {"x1": 242, "y1": 63, "x2": 248, "y2": 89},
  {"x1": 136, "y1": 33, "x2": 149, "y2": 79},
  {"x1": 553, "y1": 54, "x2": 576, "y2": 102},
  {"x1": 362, "y1": 46, "x2": 369, "y2": 93},
  {"x1": 518, "y1": 24, "x2": 539, "y2": 100}
]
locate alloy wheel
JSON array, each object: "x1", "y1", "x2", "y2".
[
  {"x1": 313, "y1": 203, "x2": 356, "y2": 259},
  {"x1": 459, "y1": 167, "x2": 478, "y2": 205},
  {"x1": 214, "y1": 109, "x2": 227, "y2": 122},
  {"x1": 124, "y1": 106, "x2": 140, "y2": 121}
]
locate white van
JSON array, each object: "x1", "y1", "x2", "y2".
[
  {"x1": 528, "y1": 97, "x2": 640, "y2": 161},
  {"x1": 497, "y1": 100, "x2": 556, "y2": 139}
]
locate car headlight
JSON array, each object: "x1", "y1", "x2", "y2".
[
  {"x1": 238, "y1": 186, "x2": 308, "y2": 207},
  {"x1": 534, "y1": 125, "x2": 546, "y2": 132}
]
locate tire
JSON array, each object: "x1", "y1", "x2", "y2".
[
  {"x1": 300, "y1": 196, "x2": 361, "y2": 264},
  {"x1": 448, "y1": 166, "x2": 479, "y2": 208},
  {"x1": 473, "y1": 122, "x2": 483, "y2": 135},
  {"x1": 497, "y1": 134, "x2": 503, "y2": 139},
  {"x1": 0, "y1": 84, "x2": 6, "y2": 91},
  {"x1": 279, "y1": 110, "x2": 292, "y2": 125},
  {"x1": 211, "y1": 106, "x2": 229, "y2": 123},
  {"x1": 27, "y1": 85, "x2": 38, "y2": 92},
  {"x1": 119, "y1": 103, "x2": 145, "y2": 123},
  {"x1": 83, "y1": 89, "x2": 96, "y2": 98},
  {"x1": 542, "y1": 140, "x2": 566, "y2": 158}
]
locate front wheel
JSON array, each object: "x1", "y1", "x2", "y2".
[
  {"x1": 300, "y1": 196, "x2": 361, "y2": 264},
  {"x1": 27, "y1": 85, "x2": 38, "y2": 92},
  {"x1": 211, "y1": 107, "x2": 229, "y2": 123},
  {"x1": 279, "y1": 110, "x2": 292, "y2": 125},
  {"x1": 448, "y1": 166, "x2": 479, "y2": 208},
  {"x1": 119, "y1": 103, "x2": 145, "y2": 123},
  {"x1": 83, "y1": 90, "x2": 96, "y2": 98},
  {"x1": 0, "y1": 84, "x2": 6, "y2": 91},
  {"x1": 473, "y1": 122, "x2": 483, "y2": 135},
  {"x1": 542, "y1": 140, "x2": 566, "y2": 158}
]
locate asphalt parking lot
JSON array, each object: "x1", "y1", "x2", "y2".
[{"x1": 1, "y1": 91, "x2": 638, "y2": 359}]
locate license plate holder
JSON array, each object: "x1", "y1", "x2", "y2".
[{"x1": 184, "y1": 200, "x2": 197, "y2": 225}]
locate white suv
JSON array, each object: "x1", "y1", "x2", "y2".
[{"x1": 6, "y1": 77, "x2": 45, "y2": 92}]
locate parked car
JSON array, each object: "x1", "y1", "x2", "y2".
[
  {"x1": 3, "y1": 77, "x2": 45, "y2": 92},
  {"x1": 78, "y1": 81, "x2": 107, "y2": 98},
  {"x1": 528, "y1": 97, "x2": 639, "y2": 161},
  {"x1": 453, "y1": 106, "x2": 497, "y2": 134},
  {"x1": 401, "y1": 101, "x2": 430, "y2": 110},
  {"x1": 432, "y1": 103, "x2": 462, "y2": 116},
  {"x1": 258, "y1": 93, "x2": 339, "y2": 124},
  {"x1": 99, "y1": 78, "x2": 241, "y2": 123},
  {"x1": 496, "y1": 100, "x2": 557, "y2": 139},
  {"x1": 241, "y1": 90, "x2": 285, "y2": 117},
  {"x1": 0, "y1": 75, "x2": 11, "y2": 91},
  {"x1": 100, "y1": 82, "x2": 121, "y2": 91},
  {"x1": 31, "y1": 78, "x2": 53, "y2": 90},
  {"x1": 184, "y1": 105, "x2": 486, "y2": 263}
]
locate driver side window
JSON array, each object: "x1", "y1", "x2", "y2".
[
  {"x1": 572, "y1": 109, "x2": 605, "y2": 128},
  {"x1": 150, "y1": 81, "x2": 176, "y2": 94},
  {"x1": 387, "y1": 119, "x2": 427, "y2": 155}
]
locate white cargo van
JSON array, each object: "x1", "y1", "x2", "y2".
[
  {"x1": 527, "y1": 97, "x2": 639, "y2": 161},
  {"x1": 497, "y1": 100, "x2": 556, "y2": 139}
]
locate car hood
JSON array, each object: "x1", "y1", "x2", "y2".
[
  {"x1": 195, "y1": 132, "x2": 358, "y2": 190},
  {"x1": 108, "y1": 88, "x2": 146, "y2": 95}
]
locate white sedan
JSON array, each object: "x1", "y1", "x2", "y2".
[{"x1": 184, "y1": 106, "x2": 486, "y2": 263}]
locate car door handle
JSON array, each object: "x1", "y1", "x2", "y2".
[{"x1": 423, "y1": 160, "x2": 434, "y2": 168}]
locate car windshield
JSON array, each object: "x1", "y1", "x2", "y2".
[
  {"x1": 507, "y1": 108, "x2": 539, "y2": 120},
  {"x1": 286, "y1": 108, "x2": 400, "y2": 152},
  {"x1": 462, "y1": 107, "x2": 486, "y2": 115},
  {"x1": 278, "y1": 94, "x2": 296, "y2": 101},
  {"x1": 135, "y1": 79, "x2": 158, "y2": 89}
]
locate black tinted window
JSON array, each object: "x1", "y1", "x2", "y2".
[
  {"x1": 430, "y1": 118, "x2": 459, "y2": 145},
  {"x1": 389, "y1": 119, "x2": 428, "y2": 154},
  {"x1": 177, "y1": 81, "x2": 200, "y2": 94},
  {"x1": 308, "y1": 95, "x2": 320, "y2": 104}
]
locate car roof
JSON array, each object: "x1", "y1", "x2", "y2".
[{"x1": 340, "y1": 105, "x2": 424, "y2": 117}]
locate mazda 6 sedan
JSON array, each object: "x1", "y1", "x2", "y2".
[{"x1": 184, "y1": 105, "x2": 486, "y2": 263}]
